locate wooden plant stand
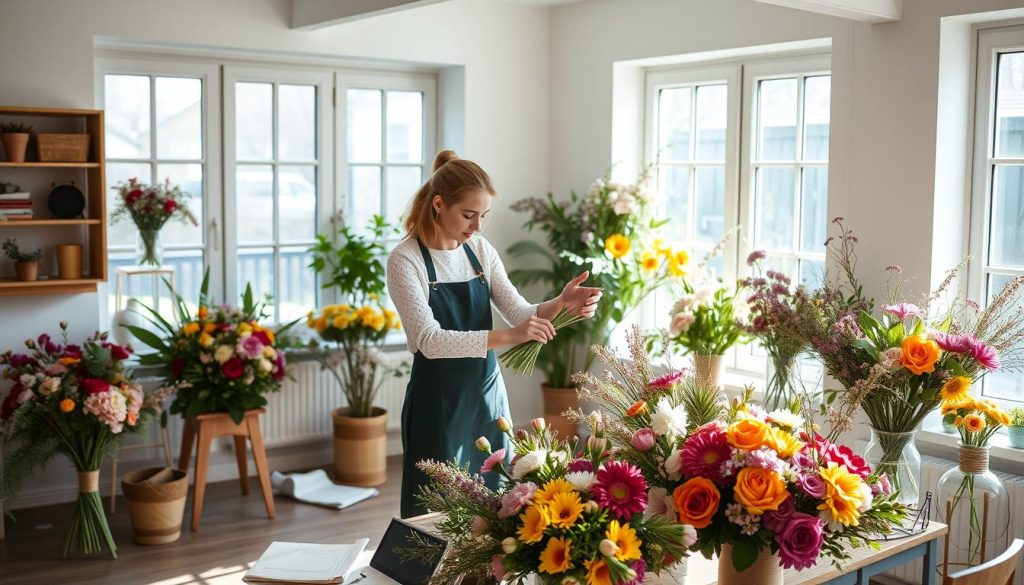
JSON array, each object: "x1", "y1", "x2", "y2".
[{"x1": 178, "y1": 408, "x2": 275, "y2": 532}]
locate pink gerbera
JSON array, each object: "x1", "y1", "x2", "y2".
[
  {"x1": 481, "y1": 448, "x2": 507, "y2": 474},
  {"x1": 966, "y1": 336, "x2": 999, "y2": 371},
  {"x1": 679, "y1": 424, "x2": 731, "y2": 484},
  {"x1": 648, "y1": 370, "x2": 685, "y2": 390},
  {"x1": 932, "y1": 332, "x2": 971, "y2": 353},
  {"x1": 591, "y1": 461, "x2": 648, "y2": 520},
  {"x1": 883, "y1": 302, "x2": 924, "y2": 321}
]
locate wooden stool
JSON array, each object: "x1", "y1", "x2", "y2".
[{"x1": 178, "y1": 408, "x2": 275, "y2": 532}]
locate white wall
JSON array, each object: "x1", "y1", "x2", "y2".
[{"x1": 0, "y1": 0, "x2": 550, "y2": 506}]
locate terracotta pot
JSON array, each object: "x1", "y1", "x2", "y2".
[
  {"x1": 14, "y1": 261, "x2": 37, "y2": 282},
  {"x1": 0, "y1": 133, "x2": 30, "y2": 162},
  {"x1": 718, "y1": 543, "x2": 783, "y2": 585},
  {"x1": 56, "y1": 244, "x2": 82, "y2": 279},
  {"x1": 332, "y1": 406, "x2": 387, "y2": 486},
  {"x1": 121, "y1": 467, "x2": 189, "y2": 545},
  {"x1": 693, "y1": 354, "x2": 725, "y2": 389},
  {"x1": 541, "y1": 384, "x2": 579, "y2": 441}
]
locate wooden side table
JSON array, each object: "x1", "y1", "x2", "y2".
[{"x1": 177, "y1": 408, "x2": 275, "y2": 532}]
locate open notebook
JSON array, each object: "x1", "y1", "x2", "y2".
[{"x1": 243, "y1": 539, "x2": 369, "y2": 584}]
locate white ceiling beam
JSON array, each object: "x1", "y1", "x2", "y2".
[
  {"x1": 290, "y1": 0, "x2": 454, "y2": 30},
  {"x1": 753, "y1": 0, "x2": 901, "y2": 23}
]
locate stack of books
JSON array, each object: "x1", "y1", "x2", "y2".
[{"x1": 0, "y1": 192, "x2": 32, "y2": 221}]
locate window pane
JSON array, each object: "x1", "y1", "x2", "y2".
[
  {"x1": 107, "y1": 162, "x2": 153, "y2": 247},
  {"x1": 278, "y1": 84, "x2": 316, "y2": 161},
  {"x1": 989, "y1": 164, "x2": 1024, "y2": 267},
  {"x1": 156, "y1": 163, "x2": 203, "y2": 247},
  {"x1": 803, "y1": 75, "x2": 831, "y2": 161},
  {"x1": 238, "y1": 248, "x2": 275, "y2": 321},
  {"x1": 236, "y1": 82, "x2": 273, "y2": 160},
  {"x1": 658, "y1": 87, "x2": 691, "y2": 162},
  {"x1": 105, "y1": 75, "x2": 150, "y2": 159},
  {"x1": 386, "y1": 166, "x2": 421, "y2": 228},
  {"x1": 279, "y1": 247, "x2": 316, "y2": 322},
  {"x1": 799, "y1": 259, "x2": 825, "y2": 289},
  {"x1": 756, "y1": 167, "x2": 796, "y2": 249},
  {"x1": 348, "y1": 89, "x2": 382, "y2": 163},
  {"x1": 695, "y1": 85, "x2": 727, "y2": 161},
  {"x1": 758, "y1": 78, "x2": 798, "y2": 161},
  {"x1": 387, "y1": 91, "x2": 423, "y2": 163},
  {"x1": 984, "y1": 273, "x2": 1024, "y2": 400},
  {"x1": 995, "y1": 52, "x2": 1024, "y2": 159},
  {"x1": 800, "y1": 167, "x2": 828, "y2": 252},
  {"x1": 279, "y1": 165, "x2": 317, "y2": 243},
  {"x1": 763, "y1": 255, "x2": 797, "y2": 280},
  {"x1": 237, "y1": 164, "x2": 274, "y2": 243},
  {"x1": 156, "y1": 77, "x2": 202, "y2": 159},
  {"x1": 694, "y1": 166, "x2": 724, "y2": 243},
  {"x1": 659, "y1": 166, "x2": 689, "y2": 241},
  {"x1": 348, "y1": 166, "x2": 382, "y2": 234}
]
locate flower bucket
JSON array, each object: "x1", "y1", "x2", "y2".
[
  {"x1": 0, "y1": 132, "x2": 30, "y2": 162},
  {"x1": 718, "y1": 543, "x2": 782, "y2": 585},
  {"x1": 541, "y1": 384, "x2": 578, "y2": 440},
  {"x1": 332, "y1": 406, "x2": 387, "y2": 486},
  {"x1": 121, "y1": 467, "x2": 189, "y2": 545},
  {"x1": 1008, "y1": 427, "x2": 1024, "y2": 449}
]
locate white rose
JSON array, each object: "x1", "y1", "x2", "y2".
[
  {"x1": 19, "y1": 374, "x2": 35, "y2": 388},
  {"x1": 651, "y1": 397, "x2": 687, "y2": 437},
  {"x1": 39, "y1": 377, "x2": 61, "y2": 396},
  {"x1": 214, "y1": 345, "x2": 234, "y2": 364},
  {"x1": 512, "y1": 449, "x2": 547, "y2": 480},
  {"x1": 669, "y1": 312, "x2": 696, "y2": 336},
  {"x1": 258, "y1": 358, "x2": 273, "y2": 373},
  {"x1": 858, "y1": 482, "x2": 873, "y2": 512}
]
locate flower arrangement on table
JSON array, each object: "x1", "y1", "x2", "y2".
[
  {"x1": 307, "y1": 216, "x2": 405, "y2": 418},
  {"x1": 504, "y1": 168, "x2": 681, "y2": 378},
  {"x1": 413, "y1": 415, "x2": 695, "y2": 584},
  {"x1": 127, "y1": 271, "x2": 292, "y2": 424},
  {"x1": 111, "y1": 177, "x2": 198, "y2": 266},
  {"x1": 0, "y1": 323, "x2": 165, "y2": 559},
  {"x1": 797, "y1": 219, "x2": 1024, "y2": 506},
  {"x1": 572, "y1": 326, "x2": 908, "y2": 579}
]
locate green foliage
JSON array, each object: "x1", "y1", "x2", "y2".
[
  {"x1": 309, "y1": 215, "x2": 396, "y2": 305},
  {"x1": 2, "y1": 238, "x2": 41, "y2": 262},
  {"x1": 0, "y1": 122, "x2": 33, "y2": 134},
  {"x1": 1009, "y1": 407, "x2": 1024, "y2": 428}
]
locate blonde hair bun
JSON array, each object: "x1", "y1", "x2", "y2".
[{"x1": 433, "y1": 149, "x2": 459, "y2": 172}]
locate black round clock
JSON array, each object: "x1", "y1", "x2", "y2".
[{"x1": 48, "y1": 183, "x2": 86, "y2": 219}]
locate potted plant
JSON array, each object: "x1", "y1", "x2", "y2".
[
  {"x1": 1008, "y1": 407, "x2": 1024, "y2": 448},
  {"x1": 0, "y1": 322, "x2": 162, "y2": 558},
  {"x1": 111, "y1": 177, "x2": 197, "y2": 266},
  {"x1": 3, "y1": 238, "x2": 41, "y2": 281},
  {"x1": 308, "y1": 216, "x2": 404, "y2": 486},
  {"x1": 0, "y1": 122, "x2": 32, "y2": 162}
]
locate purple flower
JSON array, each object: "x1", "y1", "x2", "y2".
[
  {"x1": 932, "y1": 332, "x2": 972, "y2": 353},
  {"x1": 236, "y1": 335, "x2": 265, "y2": 359},
  {"x1": 763, "y1": 495, "x2": 795, "y2": 532},
  {"x1": 746, "y1": 250, "x2": 767, "y2": 266},
  {"x1": 497, "y1": 481, "x2": 538, "y2": 518},
  {"x1": 8, "y1": 354, "x2": 37, "y2": 368},
  {"x1": 832, "y1": 314, "x2": 862, "y2": 338},
  {"x1": 791, "y1": 451, "x2": 816, "y2": 470},
  {"x1": 883, "y1": 302, "x2": 924, "y2": 321},
  {"x1": 966, "y1": 336, "x2": 999, "y2": 371},
  {"x1": 777, "y1": 512, "x2": 824, "y2": 570},
  {"x1": 625, "y1": 559, "x2": 647, "y2": 585},
  {"x1": 797, "y1": 472, "x2": 826, "y2": 499}
]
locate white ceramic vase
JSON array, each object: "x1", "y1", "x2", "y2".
[{"x1": 112, "y1": 298, "x2": 148, "y2": 347}]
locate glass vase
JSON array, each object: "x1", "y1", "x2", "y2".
[
  {"x1": 764, "y1": 353, "x2": 799, "y2": 412},
  {"x1": 936, "y1": 445, "x2": 1009, "y2": 572},
  {"x1": 136, "y1": 228, "x2": 163, "y2": 267},
  {"x1": 864, "y1": 427, "x2": 921, "y2": 508}
]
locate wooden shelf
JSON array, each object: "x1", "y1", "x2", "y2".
[
  {"x1": 0, "y1": 277, "x2": 100, "y2": 296},
  {"x1": 0, "y1": 219, "x2": 101, "y2": 227},
  {"x1": 0, "y1": 161, "x2": 100, "y2": 168}
]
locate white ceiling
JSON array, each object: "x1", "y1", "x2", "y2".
[{"x1": 491, "y1": 0, "x2": 588, "y2": 6}]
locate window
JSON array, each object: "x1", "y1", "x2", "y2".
[
  {"x1": 98, "y1": 57, "x2": 435, "y2": 326},
  {"x1": 970, "y1": 26, "x2": 1024, "y2": 402},
  {"x1": 645, "y1": 53, "x2": 831, "y2": 376}
]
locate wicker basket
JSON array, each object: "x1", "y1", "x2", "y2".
[{"x1": 37, "y1": 133, "x2": 90, "y2": 162}]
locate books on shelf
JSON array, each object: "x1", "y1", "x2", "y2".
[
  {"x1": 243, "y1": 539, "x2": 369, "y2": 584},
  {"x1": 0, "y1": 192, "x2": 30, "y2": 200}
]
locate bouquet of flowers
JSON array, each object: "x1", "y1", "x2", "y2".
[
  {"x1": 413, "y1": 416, "x2": 695, "y2": 584},
  {"x1": 0, "y1": 323, "x2": 163, "y2": 558},
  {"x1": 111, "y1": 177, "x2": 198, "y2": 266},
  {"x1": 127, "y1": 271, "x2": 292, "y2": 424},
  {"x1": 573, "y1": 327, "x2": 908, "y2": 577}
]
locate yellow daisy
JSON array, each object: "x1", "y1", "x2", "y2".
[
  {"x1": 584, "y1": 558, "x2": 613, "y2": 585},
  {"x1": 818, "y1": 463, "x2": 864, "y2": 528},
  {"x1": 548, "y1": 491, "x2": 583, "y2": 529},
  {"x1": 640, "y1": 252, "x2": 659, "y2": 272},
  {"x1": 964, "y1": 413, "x2": 985, "y2": 433},
  {"x1": 605, "y1": 520, "x2": 641, "y2": 561},
  {"x1": 535, "y1": 478, "x2": 575, "y2": 507},
  {"x1": 940, "y1": 376, "x2": 972, "y2": 404},
  {"x1": 538, "y1": 537, "x2": 574, "y2": 574},
  {"x1": 517, "y1": 505, "x2": 550, "y2": 544},
  {"x1": 604, "y1": 234, "x2": 631, "y2": 259}
]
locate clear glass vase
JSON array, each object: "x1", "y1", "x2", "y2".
[
  {"x1": 764, "y1": 353, "x2": 799, "y2": 412},
  {"x1": 936, "y1": 445, "x2": 1009, "y2": 572},
  {"x1": 136, "y1": 228, "x2": 163, "y2": 267},
  {"x1": 864, "y1": 427, "x2": 921, "y2": 508}
]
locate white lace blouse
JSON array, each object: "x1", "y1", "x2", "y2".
[{"x1": 386, "y1": 235, "x2": 539, "y2": 359}]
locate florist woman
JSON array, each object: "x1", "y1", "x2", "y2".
[{"x1": 388, "y1": 150, "x2": 602, "y2": 518}]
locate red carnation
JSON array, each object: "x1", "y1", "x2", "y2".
[
  {"x1": 163, "y1": 199, "x2": 177, "y2": 213},
  {"x1": 171, "y1": 357, "x2": 186, "y2": 380},
  {"x1": 253, "y1": 330, "x2": 272, "y2": 347},
  {"x1": 222, "y1": 357, "x2": 245, "y2": 380},
  {"x1": 63, "y1": 344, "x2": 82, "y2": 359},
  {"x1": 103, "y1": 342, "x2": 131, "y2": 360},
  {"x1": 80, "y1": 378, "x2": 110, "y2": 394},
  {"x1": 126, "y1": 189, "x2": 143, "y2": 203}
]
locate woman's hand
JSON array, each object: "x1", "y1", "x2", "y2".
[
  {"x1": 511, "y1": 316, "x2": 556, "y2": 345},
  {"x1": 559, "y1": 271, "x2": 603, "y2": 319}
]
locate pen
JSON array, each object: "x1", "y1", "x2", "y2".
[{"x1": 348, "y1": 572, "x2": 368, "y2": 584}]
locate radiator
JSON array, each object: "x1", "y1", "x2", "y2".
[
  {"x1": 259, "y1": 355, "x2": 410, "y2": 448},
  {"x1": 883, "y1": 455, "x2": 1024, "y2": 584}
]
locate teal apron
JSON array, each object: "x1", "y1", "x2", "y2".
[{"x1": 400, "y1": 241, "x2": 511, "y2": 518}]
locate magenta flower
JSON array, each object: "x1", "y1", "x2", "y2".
[
  {"x1": 567, "y1": 458, "x2": 594, "y2": 473},
  {"x1": 490, "y1": 555, "x2": 507, "y2": 580},
  {"x1": 236, "y1": 335, "x2": 265, "y2": 359},
  {"x1": 763, "y1": 494, "x2": 795, "y2": 532},
  {"x1": 648, "y1": 370, "x2": 685, "y2": 390},
  {"x1": 591, "y1": 461, "x2": 648, "y2": 520},
  {"x1": 966, "y1": 336, "x2": 999, "y2": 371},
  {"x1": 625, "y1": 559, "x2": 647, "y2": 585},
  {"x1": 497, "y1": 481, "x2": 537, "y2": 518},
  {"x1": 481, "y1": 448, "x2": 507, "y2": 474},
  {"x1": 932, "y1": 332, "x2": 972, "y2": 353},
  {"x1": 746, "y1": 250, "x2": 767, "y2": 266},
  {"x1": 883, "y1": 303, "x2": 924, "y2": 321},
  {"x1": 797, "y1": 472, "x2": 826, "y2": 499},
  {"x1": 679, "y1": 424, "x2": 731, "y2": 484},
  {"x1": 630, "y1": 428, "x2": 656, "y2": 452},
  {"x1": 777, "y1": 512, "x2": 824, "y2": 570}
]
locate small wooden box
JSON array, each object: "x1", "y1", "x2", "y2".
[{"x1": 36, "y1": 133, "x2": 90, "y2": 162}]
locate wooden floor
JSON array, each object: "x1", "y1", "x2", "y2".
[{"x1": 0, "y1": 456, "x2": 405, "y2": 585}]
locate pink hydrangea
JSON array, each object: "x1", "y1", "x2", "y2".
[
  {"x1": 236, "y1": 335, "x2": 265, "y2": 360},
  {"x1": 497, "y1": 481, "x2": 537, "y2": 518},
  {"x1": 883, "y1": 303, "x2": 924, "y2": 321}
]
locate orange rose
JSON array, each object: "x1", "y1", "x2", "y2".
[
  {"x1": 899, "y1": 334, "x2": 940, "y2": 376},
  {"x1": 673, "y1": 477, "x2": 721, "y2": 529},
  {"x1": 734, "y1": 467, "x2": 789, "y2": 515},
  {"x1": 726, "y1": 418, "x2": 769, "y2": 451}
]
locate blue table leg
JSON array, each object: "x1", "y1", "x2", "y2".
[{"x1": 922, "y1": 537, "x2": 938, "y2": 585}]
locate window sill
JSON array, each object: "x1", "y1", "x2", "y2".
[{"x1": 917, "y1": 422, "x2": 1024, "y2": 476}]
